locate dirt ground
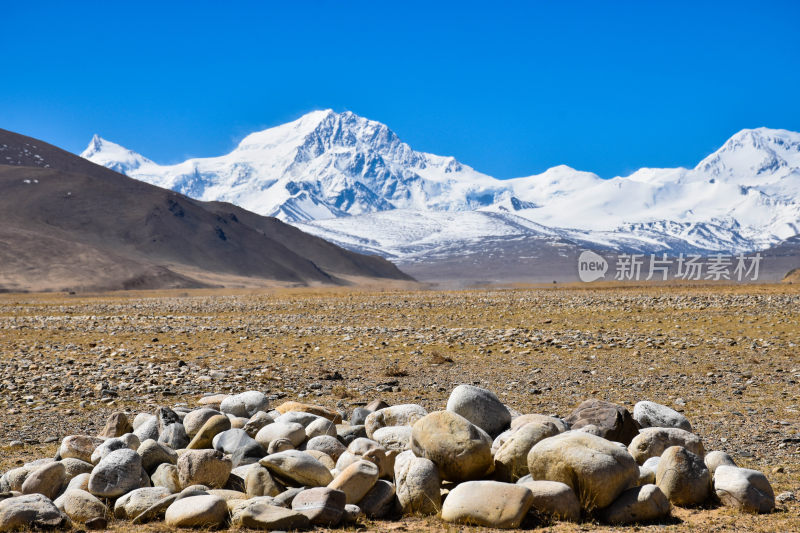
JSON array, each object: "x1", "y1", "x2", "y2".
[{"x1": 0, "y1": 283, "x2": 798, "y2": 531}]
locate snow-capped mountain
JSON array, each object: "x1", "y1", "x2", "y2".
[
  {"x1": 82, "y1": 110, "x2": 506, "y2": 222},
  {"x1": 82, "y1": 110, "x2": 800, "y2": 266},
  {"x1": 82, "y1": 134, "x2": 155, "y2": 175}
]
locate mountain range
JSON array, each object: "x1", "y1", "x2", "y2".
[
  {"x1": 82, "y1": 110, "x2": 800, "y2": 282},
  {"x1": 0, "y1": 128, "x2": 411, "y2": 292}
]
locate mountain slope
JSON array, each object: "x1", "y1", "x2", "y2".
[{"x1": 0, "y1": 128, "x2": 411, "y2": 292}]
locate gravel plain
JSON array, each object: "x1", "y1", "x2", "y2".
[{"x1": 0, "y1": 284, "x2": 798, "y2": 531}]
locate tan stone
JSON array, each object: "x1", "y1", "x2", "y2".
[
  {"x1": 518, "y1": 480, "x2": 581, "y2": 522},
  {"x1": 410, "y1": 411, "x2": 492, "y2": 482},
  {"x1": 275, "y1": 401, "x2": 342, "y2": 423},
  {"x1": 62, "y1": 489, "x2": 107, "y2": 524},
  {"x1": 628, "y1": 427, "x2": 705, "y2": 465},
  {"x1": 259, "y1": 450, "x2": 333, "y2": 487},
  {"x1": 527, "y1": 431, "x2": 639, "y2": 510},
  {"x1": 327, "y1": 460, "x2": 379, "y2": 504},
  {"x1": 177, "y1": 450, "x2": 232, "y2": 489},
  {"x1": 494, "y1": 421, "x2": 560, "y2": 481},
  {"x1": 244, "y1": 465, "x2": 283, "y2": 498},
  {"x1": 21, "y1": 462, "x2": 65, "y2": 500},
  {"x1": 655, "y1": 446, "x2": 710, "y2": 507},
  {"x1": 99, "y1": 412, "x2": 133, "y2": 438},
  {"x1": 186, "y1": 415, "x2": 231, "y2": 450},
  {"x1": 394, "y1": 450, "x2": 441, "y2": 515},
  {"x1": 600, "y1": 484, "x2": 671, "y2": 524},
  {"x1": 365, "y1": 404, "x2": 427, "y2": 439},
  {"x1": 441, "y1": 480, "x2": 533, "y2": 529},
  {"x1": 164, "y1": 494, "x2": 228, "y2": 528}
]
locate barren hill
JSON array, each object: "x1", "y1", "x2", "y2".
[{"x1": 0, "y1": 128, "x2": 411, "y2": 292}]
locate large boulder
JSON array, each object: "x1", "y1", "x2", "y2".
[
  {"x1": 441, "y1": 480, "x2": 534, "y2": 529},
  {"x1": 640, "y1": 456, "x2": 660, "y2": 485},
  {"x1": 365, "y1": 404, "x2": 427, "y2": 439},
  {"x1": 714, "y1": 466, "x2": 775, "y2": 513},
  {"x1": 527, "y1": 431, "x2": 639, "y2": 510},
  {"x1": 599, "y1": 484, "x2": 671, "y2": 525},
  {"x1": 255, "y1": 422, "x2": 306, "y2": 448},
  {"x1": 114, "y1": 487, "x2": 172, "y2": 519},
  {"x1": 633, "y1": 401, "x2": 692, "y2": 432},
  {"x1": 231, "y1": 500, "x2": 310, "y2": 530},
  {"x1": 259, "y1": 450, "x2": 333, "y2": 487},
  {"x1": 274, "y1": 401, "x2": 341, "y2": 423},
  {"x1": 494, "y1": 421, "x2": 560, "y2": 481},
  {"x1": 705, "y1": 450, "x2": 737, "y2": 476},
  {"x1": 59, "y1": 459, "x2": 93, "y2": 482},
  {"x1": 328, "y1": 460, "x2": 379, "y2": 504},
  {"x1": 243, "y1": 411, "x2": 274, "y2": 438},
  {"x1": 220, "y1": 391, "x2": 270, "y2": 418},
  {"x1": 628, "y1": 427, "x2": 704, "y2": 465},
  {"x1": 358, "y1": 479, "x2": 396, "y2": 519},
  {"x1": 275, "y1": 411, "x2": 324, "y2": 427},
  {"x1": 88, "y1": 448, "x2": 143, "y2": 498},
  {"x1": 244, "y1": 465, "x2": 283, "y2": 498},
  {"x1": 410, "y1": 411, "x2": 492, "y2": 482},
  {"x1": 305, "y1": 417, "x2": 337, "y2": 440},
  {"x1": 177, "y1": 450, "x2": 232, "y2": 489},
  {"x1": 518, "y1": 480, "x2": 580, "y2": 522},
  {"x1": 90, "y1": 438, "x2": 129, "y2": 465},
  {"x1": 20, "y1": 462, "x2": 65, "y2": 500},
  {"x1": 337, "y1": 438, "x2": 392, "y2": 478},
  {"x1": 394, "y1": 450, "x2": 441, "y2": 515},
  {"x1": 137, "y1": 439, "x2": 178, "y2": 474},
  {"x1": 99, "y1": 412, "x2": 133, "y2": 438},
  {"x1": 164, "y1": 494, "x2": 228, "y2": 528},
  {"x1": 61, "y1": 489, "x2": 107, "y2": 524},
  {"x1": 183, "y1": 408, "x2": 221, "y2": 438},
  {"x1": 158, "y1": 423, "x2": 189, "y2": 450},
  {"x1": 305, "y1": 450, "x2": 336, "y2": 470},
  {"x1": 565, "y1": 400, "x2": 640, "y2": 445},
  {"x1": 64, "y1": 473, "x2": 91, "y2": 493},
  {"x1": 511, "y1": 414, "x2": 570, "y2": 433},
  {"x1": 152, "y1": 464, "x2": 181, "y2": 493},
  {"x1": 58, "y1": 435, "x2": 104, "y2": 464},
  {"x1": 306, "y1": 435, "x2": 347, "y2": 462},
  {"x1": 291, "y1": 487, "x2": 346, "y2": 526},
  {"x1": 446, "y1": 384, "x2": 511, "y2": 437},
  {"x1": 186, "y1": 414, "x2": 231, "y2": 450},
  {"x1": 0, "y1": 494, "x2": 68, "y2": 531},
  {"x1": 212, "y1": 428, "x2": 265, "y2": 460},
  {"x1": 1, "y1": 466, "x2": 32, "y2": 492},
  {"x1": 371, "y1": 426, "x2": 413, "y2": 453},
  {"x1": 655, "y1": 446, "x2": 710, "y2": 507},
  {"x1": 133, "y1": 415, "x2": 160, "y2": 442}
]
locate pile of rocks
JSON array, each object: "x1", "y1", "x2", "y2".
[{"x1": 0, "y1": 386, "x2": 777, "y2": 530}]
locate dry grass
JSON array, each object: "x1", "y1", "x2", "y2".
[{"x1": 0, "y1": 283, "x2": 798, "y2": 531}]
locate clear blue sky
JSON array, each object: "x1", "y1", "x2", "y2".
[{"x1": 2, "y1": 1, "x2": 799, "y2": 179}]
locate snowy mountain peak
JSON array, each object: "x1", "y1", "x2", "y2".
[
  {"x1": 82, "y1": 109, "x2": 502, "y2": 222},
  {"x1": 81, "y1": 134, "x2": 152, "y2": 174},
  {"x1": 235, "y1": 109, "x2": 336, "y2": 151},
  {"x1": 695, "y1": 127, "x2": 800, "y2": 180},
  {"x1": 81, "y1": 112, "x2": 800, "y2": 257}
]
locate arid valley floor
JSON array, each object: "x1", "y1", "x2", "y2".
[{"x1": 1, "y1": 284, "x2": 798, "y2": 532}]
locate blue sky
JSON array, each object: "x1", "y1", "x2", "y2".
[{"x1": 2, "y1": 1, "x2": 799, "y2": 179}]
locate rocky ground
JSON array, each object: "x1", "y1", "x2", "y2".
[{"x1": 0, "y1": 284, "x2": 798, "y2": 531}]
